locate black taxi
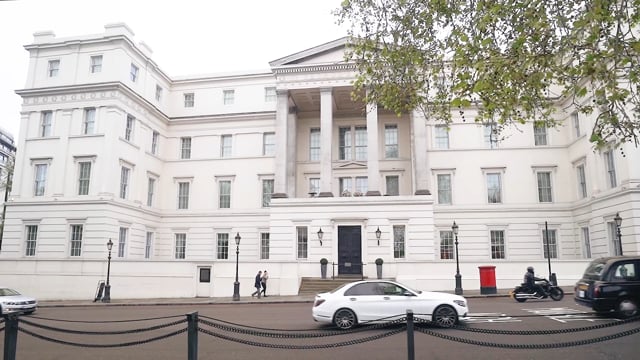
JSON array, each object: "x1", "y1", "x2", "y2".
[{"x1": 574, "y1": 256, "x2": 640, "y2": 318}]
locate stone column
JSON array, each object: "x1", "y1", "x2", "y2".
[
  {"x1": 411, "y1": 111, "x2": 431, "y2": 195},
  {"x1": 366, "y1": 100, "x2": 381, "y2": 196},
  {"x1": 286, "y1": 107, "x2": 297, "y2": 197},
  {"x1": 272, "y1": 89, "x2": 289, "y2": 198},
  {"x1": 319, "y1": 87, "x2": 334, "y2": 197}
]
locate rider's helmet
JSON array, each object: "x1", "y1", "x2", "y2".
[{"x1": 527, "y1": 266, "x2": 534, "y2": 273}]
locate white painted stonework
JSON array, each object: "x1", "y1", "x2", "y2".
[{"x1": 1, "y1": 24, "x2": 639, "y2": 300}]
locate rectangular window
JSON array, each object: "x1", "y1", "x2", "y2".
[
  {"x1": 25, "y1": 225, "x2": 38, "y2": 256},
  {"x1": 219, "y1": 180, "x2": 231, "y2": 208},
  {"x1": 48, "y1": 60, "x2": 60, "y2": 77},
  {"x1": 178, "y1": 182, "x2": 189, "y2": 209},
  {"x1": 355, "y1": 177, "x2": 368, "y2": 195},
  {"x1": 90, "y1": 55, "x2": 102, "y2": 73},
  {"x1": 434, "y1": 125, "x2": 449, "y2": 149},
  {"x1": 125, "y1": 115, "x2": 135, "y2": 141},
  {"x1": 339, "y1": 127, "x2": 352, "y2": 160},
  {"x1": 573, "y1": 113, "x2": 581, "y2": 138},
  {"x1": 355, "y1": 126, "x2": 367, "y2": 161},
  {"x1": 581, "y1": 227, "x2": 591, "y2": 258},
  {"x1": 130, "y1": 63, "x2": 138, "y2": 82},
  {"x1": 145, "y1": 232, "x2": 153, "y2": 259},
  {"x1": 386, "y1": 175, "x2": 399, "y2": 196},
  {"x1": 263, "y1": 132, "x2": 275, "y2": 156},
  {"x1": 264, "y1": 87, "x2": 276, "y2": 102},
  {"x1": 118, "y1": 227, "x2": 127, "y2": 258},
  {"x1": 534, "y1": 124, "x2": 548, "y2": 146},
  {"x1": 119, "y1": 166, "x2": 130, "y2": 199},
  {"x1": 542, "y1": 229, "x2": 558, "y2": 259},
  {"x1": 393, "y1": 225, "x2": 406, "y2": 259},
  {"x1": 184, "y1": 93, "x2": 194, "y2": 108},
  {"x1": 309, "y1": 128, "x2": 321, "y2": 161},
  {"x1": 608, "y1": 222, "x2": 622, "y2": 256},
  {"x1": 486, "y1": 173, "x2": 502, "y2": 203},
  {"x1": 440, "y1": 231, "x2": 454, "y2": 259},
  {"x1": 537, "y1": 172, "x2": 553, "y2": 203},
  {"x1": 385, "y1": 124, "x2": 398, "y2": 158},
  {"x1": 260, "y1": 232, "x2": 270, "y2": 260},
  {"x1": 309, "y1": 178, "x2": 320, "y2": 197},
  {"x1": 296, "y1": 226, "x2": 308, "y2": 259},
  {"x1": 577, "y1": 164, "x2": 587, "y2": 199},
  {"x1": 221, "y1": 135, "x2": 232, "y2": 157},
  {"x1": 40, "y1": 111, "x2": 52, "y2": 137},
  {"x1": 484, "y1": 123, "x2": 498, "y2": 148},
  {"x1": 604, "y1": 150, "x2": 617, "y2": 188},
  {"x1": 180, "y1": 137, "x2": 192, "y2": 159},
  {"x1": 83, "y1": 108, "x2": 96, "y2": 135},
  {"x1": 69, "y1": 224, "x2": 83, "y2": 257},
  {"x1": 262, "y1": 179, "x2": 274, "y2": 207},
  {"x1": 223, "y1": 90, "x2": 235, "y2": 105},
  {"x1": 77, "y1": 162, "x2": 91, "y2": 195},
  {"x1": 175, "y1": 233, "x2": 186, "y2": 259},
  {"x1": 151, "y1": 131, "x2": 159, "y2": 155},
  {"x1": 339, "y1": 177, "x2": 353, "y2": 196},
  {"x1": 490, "y1": 230, "x2": 506, "y2": 259},
  {"x1": 34, "y1": 164, "x2": 48, "y2": 196},
  {"x1": 155, "y1": 85, "x2": 162, "y2": 102},
  {"x1": 217, "y1": 233, "x2": 229, "y2": 259},
  {"x1": 147, "y1": 178, "x2": 155, "y2": 206},
  {"x1": 437, "y1": 174, "x2": 452, "y2": 204}
]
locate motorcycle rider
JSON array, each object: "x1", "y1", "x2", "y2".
[{"x1": 524, "y1": 266, "x2": 545, "y2": 297}]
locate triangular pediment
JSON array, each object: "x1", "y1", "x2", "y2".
[
  {"x1": 334, "y1": 161, "x2": 367, "y2": 170},
  {"x1": 269, "y1": 37, "x2": 350, "y2": 67}
]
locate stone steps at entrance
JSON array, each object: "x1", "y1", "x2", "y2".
[{"x1": 298, "y1": 276, "x2": 367, "y2": 295}]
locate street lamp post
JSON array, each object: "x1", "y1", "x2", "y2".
[
  {"x1": 452, "y1": 221, "x2": 463, "y2": 295},
  {"x1": 232, "y1": 232, "x2": 241, "y2": 301},
  {"x1": 102, "y1": 239, "x2": 113, "y2": 303},
  {"x1": 614, "y1": 213, "x2": 623, "y2": 256}
]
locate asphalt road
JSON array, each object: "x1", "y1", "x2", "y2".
[{"x1": 3, "y1": 297, "x2": 639, "y2": 360}]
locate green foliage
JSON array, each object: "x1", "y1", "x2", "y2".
[
  {"x1": 375, "y1": 258, "x2": 384, "y2": 265},
  {"x1": 335, "y1": 0, "x2": 640, "y2": 148},
  {"x1": 320, "y1": 258, "x2": 329, "y2": 265}
]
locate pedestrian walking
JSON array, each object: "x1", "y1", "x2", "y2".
[
  {"x1": 251, "y1": 270, "x2": 262, "y2": 298},
  {"x1": 260, "y1": 270, "x2": 269, "y2": 297}
]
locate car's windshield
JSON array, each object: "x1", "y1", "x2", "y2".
[
  {"x1": 582, "y1": 260, "x2": 607, "y2": 280},
  {"x1": 0, "y1": 288, "x2": 20, "y2": 296}
]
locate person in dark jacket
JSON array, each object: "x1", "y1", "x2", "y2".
[
  {"x1": 251, "y1": 270, "x2": 262, "y2": 298},
  {"x1": 524, "y1": 266, "x2": 545, "y2": 296}
]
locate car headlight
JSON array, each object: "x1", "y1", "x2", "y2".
[{"x1": 453, "y1": 300, "x2": 466, "y2": 307}]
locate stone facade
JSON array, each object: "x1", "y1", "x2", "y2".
[{"x1": 1, "y1": 24, "x2": 638, "y2": 300}]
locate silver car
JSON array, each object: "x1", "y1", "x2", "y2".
[
  {"x1": 312, "y1": 280, "x2": 468, "y2": 329},
  {"x1": 0, "y1": 287, "x2": 37, "y2": 315}
]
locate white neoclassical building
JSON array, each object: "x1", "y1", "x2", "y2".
[{"x1": 1, "y1": 23, "x2": 638, "y2": 300}]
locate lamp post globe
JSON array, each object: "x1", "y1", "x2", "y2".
[
  {"x1": 232, "y1": 233, "x2": 241, "y2": 301},
  {"x1": 102, "y1": 239, "x2": 113, "y2": 303},
  {"x1": 452, "y1": 222, "x2": 463, "y2": 295}
]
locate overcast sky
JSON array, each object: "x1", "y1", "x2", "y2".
[{"x1": 0, "y1": 0, "x2": 348, "y2": 140}]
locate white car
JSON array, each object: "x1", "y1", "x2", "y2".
[
  {"x1": 312, "y1": 280, "x2": 468, "y2": 329},
  {"x1": 0, "y1": 287, "x2": 37, "y2": 315}
]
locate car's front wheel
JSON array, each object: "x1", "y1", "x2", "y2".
[
  {"x1": 333, "y1": 308, "x2": 357, "y2": 330},
  {"x1": 616, "y1": 298, "x2": 638, "y2": 319},
  {"x1": 433, "y1": 305, "x2": 458, "y2": 328}
]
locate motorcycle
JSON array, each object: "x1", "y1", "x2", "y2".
[{"x1": 510, "y1": 278, "x2": 564, "y2": 302}]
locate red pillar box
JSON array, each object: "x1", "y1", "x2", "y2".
[{"x1": 478, "y1": 265, "x2": 497, "y2": 295}]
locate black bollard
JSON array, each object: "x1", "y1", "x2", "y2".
[{"x1": 3, "y1": 313, "x2": 19, "y2": 360}]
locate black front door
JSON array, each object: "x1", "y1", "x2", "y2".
[{"x1": 338, "y1": 226, "x2": 362, "y2": 275}]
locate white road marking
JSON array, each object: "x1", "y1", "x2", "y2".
[
  {"x1": 465, "y1": 313, "x2": 521, "y2": 323},
  {"x1": 522, "y1": 307, "x2": 618, "y2": 323}
]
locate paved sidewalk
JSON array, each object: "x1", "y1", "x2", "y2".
[{"x1": 38, "y1": 286, "x2": 575, "y2": 308}]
